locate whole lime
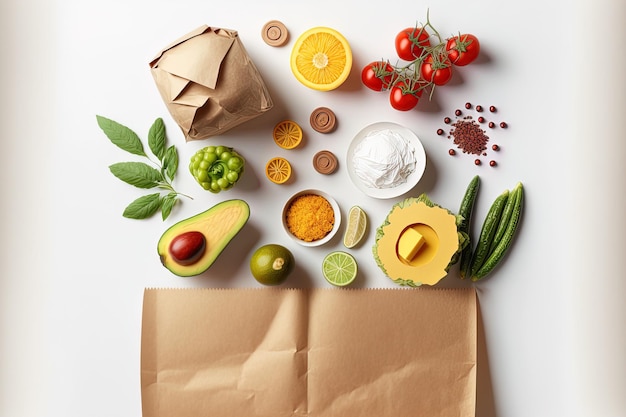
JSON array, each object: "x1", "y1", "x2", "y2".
[{"x1": 250, "y1": 244, "x2": 295, "y2": 285}]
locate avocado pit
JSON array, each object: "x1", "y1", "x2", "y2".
[{"x1": 169, "y1": 231, "x2": 207, "y2": 266}]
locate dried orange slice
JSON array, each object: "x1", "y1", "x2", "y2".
[
  {"x1": 273, "y1": 120, "x2": 303, "y2": 149},
  {"x1": 265, "y1": 157, "x2": 292, "y2": 184},
  {"x1": 290, "y1": 27, "x2": 352, "y2": 91}
]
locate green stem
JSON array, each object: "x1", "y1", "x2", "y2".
[
  {"x1": 424, "y1": 8, "x2": 444, "y2": 44},
  {"x1": 177, "y1": 192, "x2": 194, "y2": 200},
  {"x1": 384, "y1": 9, "x2": 449, "y2": 95},
  {"x1": 145, "y1": 155, "x2": 161, "y2": 170},
  {"x1": 208, "y1": 161, "x2": 228, "y2": 181},
  {"x1": 156, "y1": 183, "x2": 193, "y2": 200}
]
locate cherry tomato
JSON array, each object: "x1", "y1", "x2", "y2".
[
  {"x1": 389, "y1": 81, "x2": 422, "y2": 111},
  {"x1": 446, "y1": 34, "x2": 480, "y2": 66},
  {"x1": 395, "y1": 27, "x2": 431, "y2": 61},
  {"x1": 420, "y1": 53, "x2": 453, "y2": 86},
  {"x1": 361, "y1": 61, "x2": 395, "y2": 91}
]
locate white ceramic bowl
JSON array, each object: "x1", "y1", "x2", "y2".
[
  {"x1": 282, "y1": 189, "x2": 341, "y2": 247},
  {"x1": 346, "y1": 121, "x2": 426, "y2": 199}
]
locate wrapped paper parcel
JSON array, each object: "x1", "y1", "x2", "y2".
[
  {"x1": 141, "y1": 288, "x2": 477, "y2": 417},
  {"x1": 149, "y1": 25, "x2": 273, "y2": 141}
]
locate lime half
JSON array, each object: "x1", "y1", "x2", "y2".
[
  {"x1": 322, "y1": 251, "x2": 358, "y2": 286},
  {"x1": 343, "y1": 205, "x2": 367, "y2": 248}
]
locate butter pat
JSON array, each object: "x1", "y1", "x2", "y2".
[{"x1": 398, "y1": 227, "x2": 425, "y2": 262}]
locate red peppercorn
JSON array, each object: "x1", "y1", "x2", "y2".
[
  {"x1": 478, "y1": 116, "x2": 485, "y2": 123},
  {"x1": 449, "y1": 149, "x2": 456, "y2": 156},
  {"x1": 489, "y1": 106, "x2": 496, "y2": 112},
  {"x1": 500, "y1": 122, "x2": 508, "y2": 128},
  {"x1": 437, "y1": 128, "x2": 444, "y2": 135},
  {"x1": 465, "y1": 102, "x2": 472, "y2": 109},
  {"x1": 455, "y1": 109, "x2": 462, "y2": 116},
  {"x1": 476, "y1": 105, "x2": 483, "y2": 112},
  {"x1": 474, "y1": 159, "x2": 481, "y2": 165},
  {"x1": 449, "y1": 119, "x2": 489, "y2": 156},
  {"x1": 444, "y1": 117, "x2": 451, "y2": 124},
  {"x1": 488, "y1": 121, "x2": 495, "y2": 128},
  {"x1": 492, "y1": 144, "x2": 500, "y2": 151},
  {"x1": 489, "y1": 160, "x2": 497, "y2": 167}
]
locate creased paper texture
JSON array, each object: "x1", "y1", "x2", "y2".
[
  {"x1": 149, "y1": 26, "x2": 273, "y2": 141},
  {"x1": 141, "y1": 288, "x2": 476, "y2": 417}
]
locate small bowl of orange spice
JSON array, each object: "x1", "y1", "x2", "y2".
[{"x1": 282, "y1": 189, "x2": 341, "y2": 247}]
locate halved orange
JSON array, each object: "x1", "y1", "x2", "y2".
[
  {"x1": 290, "y1": 27, "x2": 352, "y2": 91},
  {"x1": 273, "y1": 120, "x2": 303, "y2": 149},
  {"x1": 265, "y1": 157, "x2": 292, "y2": 184}
]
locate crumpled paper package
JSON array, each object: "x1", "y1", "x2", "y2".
[
  {"x1": 149, "y1": 25, "x2": 273, "y2": 141},
  {"x1": 141, "y1": 288, "x2": 477, "y2": 417}
]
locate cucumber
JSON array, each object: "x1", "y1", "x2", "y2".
[
  {"x1": 489, "y1": 183, "x2": 519, "y2": 252},
  {"x1": 472, "y1": 182, "x2": 524, "y2": 281},
  {"x1": 457, "y1": 175, "x2": 480, "y2": 278},
  {"x1": 467, "y1": 188, "x2": 509, "y2": 278},
  {"x1": 458, "y1": 175, "x2": 480, "y2": 232}
]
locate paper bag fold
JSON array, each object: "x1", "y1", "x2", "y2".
[
  {"x1": 141, "y1": 288, "x2": 476, "y2": 417},
  {"x1": 150, "y1": 26, "x2": 273, "y2": 141}
]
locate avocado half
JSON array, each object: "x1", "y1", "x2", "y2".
[{"x1": 157, "y1": 199, "x2": 250, "y2": 277}]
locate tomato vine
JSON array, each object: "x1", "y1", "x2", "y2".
[{"x1": 361, "y1": 10, "x2": 481, "y2": 111}]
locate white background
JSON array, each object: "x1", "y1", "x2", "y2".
[{"x1": 1, "y1": 0, "x2": 625, "y2": 416}]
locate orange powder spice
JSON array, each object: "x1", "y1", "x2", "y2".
[{"x1": 286, "y1": 194, "x2": 335, "y2": 242}]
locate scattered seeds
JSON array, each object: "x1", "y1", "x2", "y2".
[
  {"x1": 437, "y1": 102, "x2": 508, "y2": 166},
  {"x1": 450, "y1": 118, "x2": 489, "y2": 155}
]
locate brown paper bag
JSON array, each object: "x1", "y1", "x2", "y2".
[
  {"x1": 141, "y1": 288, "x2": 476, "y2": 417},
  {"x1": 149, "y1": 26, "x2": 273, "y2": 141}
]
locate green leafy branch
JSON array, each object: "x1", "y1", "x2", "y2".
[{"x1": 96, "y1": 115, "x2": 192, "y2": 220}]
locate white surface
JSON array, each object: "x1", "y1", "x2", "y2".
[{"x1": 1, "y1": 1, "x2": 625, "y2": 416}]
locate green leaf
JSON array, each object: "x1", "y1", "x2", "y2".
[
  {"x1": 96, "y1": 115, "x2": 146, "y2": 156},
  {"x1": 122, "y1": 193, "x2": 162, "y2": 219},
  {"x1": 161, "y1": 192, "x2": 178, "y2": 220},
  {"x1": 109, "y1": 162, "x2": 163, "y2": 188},
  {"x1": 162, "y1": 145, "x2": 179, "y2": 182},
  {"x1": 148, "y1": 117, "x2": 166, "y2": 160},
  {"x1": 393, "y1": 278, "x2": 421, "y2": 287}
]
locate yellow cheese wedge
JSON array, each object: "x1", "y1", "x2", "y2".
[{"x1": 397, "y1": 227, "x2": 425, "y2": 263}]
